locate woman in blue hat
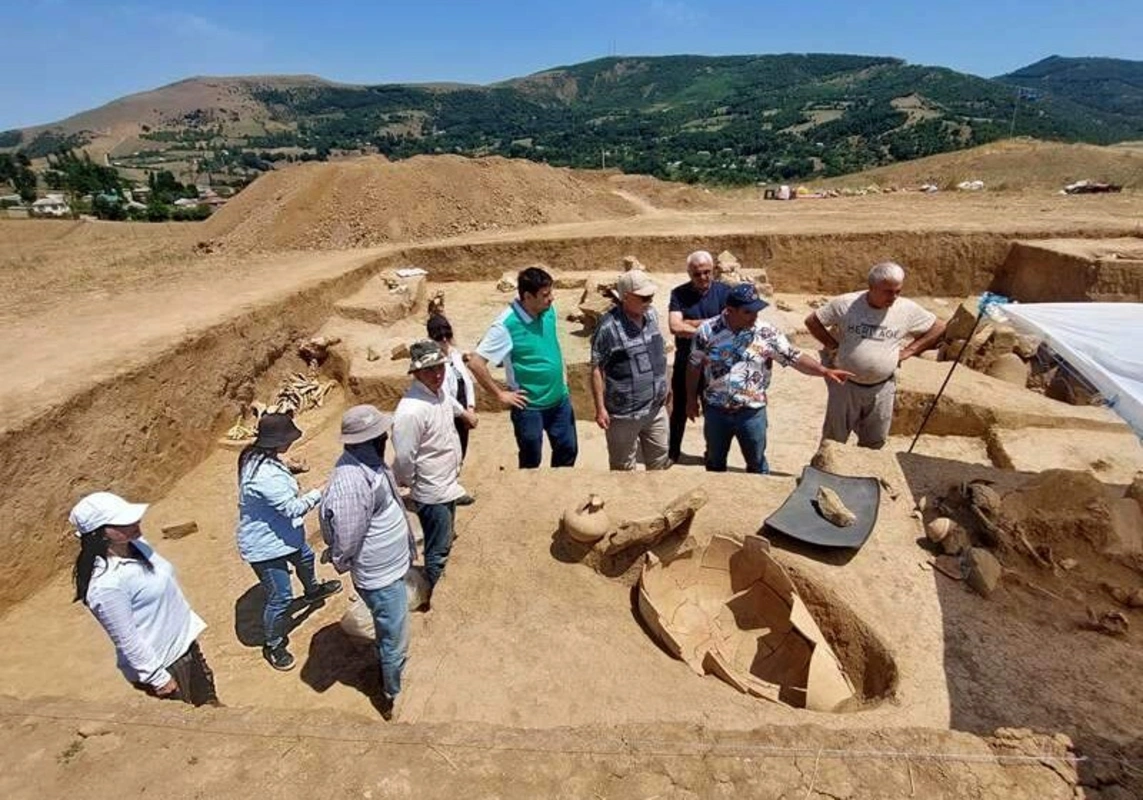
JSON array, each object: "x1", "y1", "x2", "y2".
[{"x1": 236, "y1": 412, "x2": 342, "y2": 671}]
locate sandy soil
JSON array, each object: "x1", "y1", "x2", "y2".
[
  {"x1": 0, "y1": 695, "x2": 1082, "y2": 800},
  {"x1": 2, "y1": 157, "x2": 1142, "y2": 797}
]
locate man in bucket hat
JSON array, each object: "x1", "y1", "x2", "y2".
[
  {"x1": 686, "y1": 283, "x2": 854, "y2": 474},
  {"x1": 393, "y1": 341, "x2": 466, "y2": 594},
  {"x1": 320, "y1": 404, "x2": 416, "y2": 719}
]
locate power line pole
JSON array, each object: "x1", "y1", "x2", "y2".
[{"x1": 1009, "y1": 89, "x2": 1022, "y2": 138}]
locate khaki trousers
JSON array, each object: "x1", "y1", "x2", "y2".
[{"x1": 606, "y1": 405, "x2": 670, "y2": 471}]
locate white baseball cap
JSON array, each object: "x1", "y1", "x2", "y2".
[{"x1": 69, "y1": 492, "x2": 149, "y2": 537}]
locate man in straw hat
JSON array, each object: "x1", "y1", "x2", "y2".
[
  {"x1": 320, "y1": 404, "x2": 417, "y2": 719},
  {"x1": 393, "y1": 341, "x2": 467, "y2": 594},
  {"x1": 590, "y1": 269, "x2": 671, "y2": 470}
]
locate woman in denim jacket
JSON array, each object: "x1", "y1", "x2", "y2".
[{"x1": 236, "y1": 413, "x2": 341, "y2": 671}]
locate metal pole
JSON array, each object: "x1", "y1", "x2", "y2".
[{"x1": 907, "y1": 313, "x2": 984, "y2": 454}]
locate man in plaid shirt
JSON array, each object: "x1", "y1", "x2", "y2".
[{"x1": 320, "y1": 405, "x2": 416, "y2": 720}]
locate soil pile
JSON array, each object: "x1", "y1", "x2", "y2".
[
  {"x1": 995, "y1": 470, "x2": 1117, "y2": 559},
  {"x1": 937, "y1": 469, "x2": 1143, "y2": 612},
  {"x1": 202, "y1": 155, "x2": 642, "y2": 251},
  {"x1": 819, "y1": 138, "x2": 1143, "y2": 191}
]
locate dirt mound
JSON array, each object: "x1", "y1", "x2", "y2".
[
  {"x1": 202, "y1": 155, "x2": 641, "y2": 252},
  {"x1": 997, "y1": 470, "x2": 1117, "y2": 557},
  {"x1": 820, "y1": 138, "x2": 1143, "y2": 191}
]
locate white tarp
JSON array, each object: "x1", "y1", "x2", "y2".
[{"x1": 999, "y1": 303, "x2": 1143, "y2": 437}]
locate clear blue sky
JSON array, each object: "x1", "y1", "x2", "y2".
[{"x1": 3, "y1": 0, "x2": 1140, "y2": 129}]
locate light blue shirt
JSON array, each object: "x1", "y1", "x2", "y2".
[{"x1": 236, "y1": 455, "x2": 321, "y2": 563}]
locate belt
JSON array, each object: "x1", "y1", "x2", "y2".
[
  {"x1": 849, "y1": 375, "x2": 895, "y2": 389},
  {"x1": 711, "y1": 403, "x2": 765, "y2": 414}
]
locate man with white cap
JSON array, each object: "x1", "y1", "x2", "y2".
[
  {"x1": 320, "y1": 404, "x2": 416, "y2": 719},
  {"x1": 70, "y1": 491, "x2": 218, "y2": 706},
  {"x1": 590, "y1": 269, "x2": 671, "y2": 470},
  {"x1": 393, "y1": 340, "x2": 466, "y2": 593}
]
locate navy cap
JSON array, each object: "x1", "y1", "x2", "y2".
[{"x1": 726, "y1": 282, "x2": 767, "y2": 312}]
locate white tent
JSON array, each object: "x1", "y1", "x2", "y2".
[{"x1": 999, "y1": 303, "x2": 1143, "y2": 437}]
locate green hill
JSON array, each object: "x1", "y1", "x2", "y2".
[
  {"x1": 7, "y1": 53, "x2": 1143, "y2": 187},
  {"x1": 998, "y1": 55, "x2": 1143, "y2": 120}
]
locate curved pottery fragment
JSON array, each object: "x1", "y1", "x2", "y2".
[{"x1": 637, "y1": 534, "x2": 856, "y2": 711}]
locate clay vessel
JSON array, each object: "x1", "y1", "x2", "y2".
[{"x1": 562, "y1": 495, "x2": 612, "y2": 544}]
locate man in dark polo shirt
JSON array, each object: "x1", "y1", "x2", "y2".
[{"x1": 667, "y1": 250, "x2": 731, "y2": 462}]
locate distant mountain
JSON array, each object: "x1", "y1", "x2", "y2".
[
  {"x1": 4, "y1": 53, "x2": 1143, "y2": 186},
  {"x1": 998, "y1": 55, "x2": 1143, "y2": 120}
]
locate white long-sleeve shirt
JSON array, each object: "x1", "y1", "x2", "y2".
[
  {"x1": 85, "y1": 539, "x2": 206, "y2": 688},
  {"x1": 443, "y1": 349, "x2": 476, "y2": 410},
  {"x1": 393, "y1": 379, "x2": 465, "y2": 505}
]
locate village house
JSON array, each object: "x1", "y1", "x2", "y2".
[{"x1": 30, "y1": 194, "x2": 70, "y2": 217}]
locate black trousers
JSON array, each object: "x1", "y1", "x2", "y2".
[
  {"x1": 455, "y1": 417, "x2": 469, "y2": 461},
  {"x1": 137, "y1": 640, "x2": 219, "y2": 707},
  {"x1": 668, "y1": 360, "x2": 705, "y2": 460}
]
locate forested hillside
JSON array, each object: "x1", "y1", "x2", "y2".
[{"x1": 5, "y1": 54, "x2": 1143, "y2": 186}]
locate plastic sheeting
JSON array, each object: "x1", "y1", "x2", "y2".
[{"x1": 999, "y1": 303, "x2": 1143, "y2": 437}]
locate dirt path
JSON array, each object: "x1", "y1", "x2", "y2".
[{"x1": 609, "y1": 188, "x2": 664, "y2": 215}]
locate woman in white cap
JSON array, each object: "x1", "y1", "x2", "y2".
[
  {"x1": 320, "y1": 404, "x2": 416, "y2": 719},
  {"x1": 237, "y1": 412, "x2": 341, "y2": 672},
  {"x1": 71, "y1": 491, "x2": 218, "y2": 705}
]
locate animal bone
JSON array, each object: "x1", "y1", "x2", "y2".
[
  {"x1": 815, "y1": 487, "x2": 856, "y2": 527},
  {"x1": 602, "y1": 488, "x2": 708, "y2": 555}
]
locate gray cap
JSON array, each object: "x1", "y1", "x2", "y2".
[
  {"x1": 341, "y1": 404, "x2": 393, "y2": 444},
  {"x1": 616, "y1": 269, "x2": 657, "y2": 299}
]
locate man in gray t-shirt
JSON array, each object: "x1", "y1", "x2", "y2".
[
  {"x1": 590, "y1": 270, "x2": 670, "y2": 470},
  {"x1": 806, "y1": 262, "x2": 946, "y2": 448}
]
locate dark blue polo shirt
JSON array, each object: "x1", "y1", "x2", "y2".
[{"x1": 668, "y1": 280, "x2": 732, "y2": 367}]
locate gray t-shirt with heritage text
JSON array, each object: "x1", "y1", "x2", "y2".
[
  {"x1": 815, "y1": 291, "x2": 936, "y2": 384},
  {"x1": 590, "y1": 306, "x2": 669, "y2": 418}
]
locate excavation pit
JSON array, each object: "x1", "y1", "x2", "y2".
[
  {"x1": 637, "y1": 534, "x2": 898, "y2": 712},
  {"x1": 2, "y1": 212, "x2": 1141, "y2": 796}
]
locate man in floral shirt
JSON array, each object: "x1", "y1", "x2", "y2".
[{"x1": 685, "y1": 283, "x2": 853, "y2": 474}]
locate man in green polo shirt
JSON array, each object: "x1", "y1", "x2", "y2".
[{"x1": 469, "y1": 266, "x2": 578, "y2": 469}]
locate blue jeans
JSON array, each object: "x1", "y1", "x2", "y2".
[
  {"x1": 510, "y1": 395, "x2": 578, "y2": 469},
  {"x1": 703, "y1": 404, "x2": 770, "y2": 474},
  {"x1": 416, "y1": 501, "x2": 456, "y2": 587},
  {"x1": 358, "y1": 579, "x2": 409, "y2": 700},
  {"x1": 249, "y1": 543, "x2": 320, "y2": 648}
]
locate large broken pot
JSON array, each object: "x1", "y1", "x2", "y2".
[{"x1": 637, "y1": 534, "x2": 856, "y2": 711}]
